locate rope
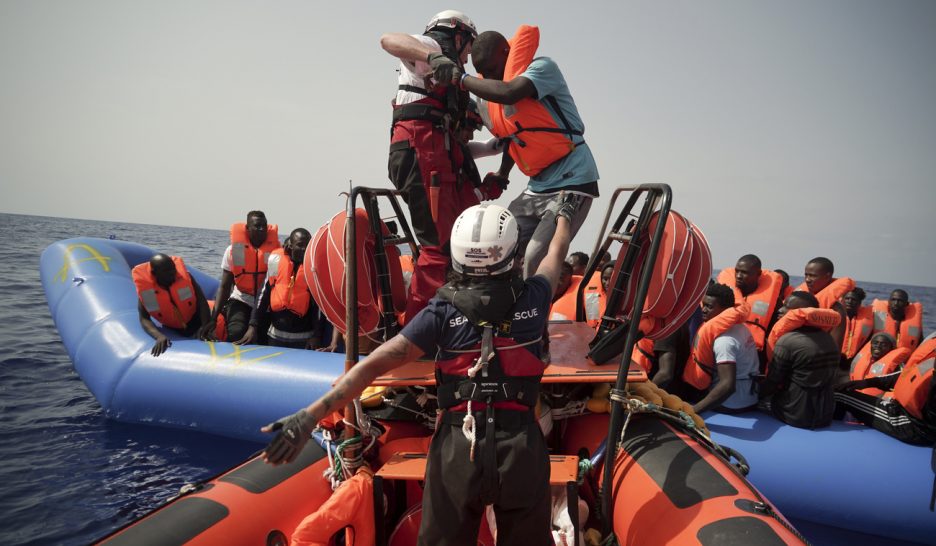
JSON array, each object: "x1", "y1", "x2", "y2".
[
  {"x1": 461, "y1": 351, "x2": 488, "y2": 462},
  {"x1": 577, "y1": 458, "x2": 594, "y2": 485}
]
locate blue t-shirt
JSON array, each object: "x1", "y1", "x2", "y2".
[
  {"x1": 711, "y1": 324, "x2": 761, "y2": 410},
  {"x1": 520, "y1": 57, "x2": 599, "y2": 192},
  {"x1": 400, "y1": 275, "x2": 552, "y2": 360}
]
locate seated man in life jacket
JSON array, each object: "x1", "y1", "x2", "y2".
[
  {"x1": 132, "y1": 253, "x2": 211, "y2": 357},
  {"x1": 691, "y1": 284, "x2": 761, "y2": 414},
  {"x1": 759, "y1": 291, "x2": 841, "y2": 429},
  {"x1": 835, "y1": 332, "x2": 936, "y2": 446},
  {"x1": 453, "y1": 27, "x2": 599, "y2": 278},
  {"x1": 847, "y1": 332, "x2": 911, "y2": 383},
  {"x1": 204, "y1": 211, "x2": 280, "y2": 343},
  {"x1": 717, "y1": 254, "x2": 783, "y2": 365},
  {"x1": 795, "y1": 256, "x2": 850, "y2": 348},
  {"x1": 568, "y1": 251, "x2": 588, "y2": 277},
  {"x1": 871, "y1": 289, "x2": 924, "y2": 351},
  {"x1": 840, "y1": 287, "x2": 873, "y2": 366},
  {"x1": 261, "y1": 196, "x2": 581, "y2": 546},
  {"x1": 236, "y1": 228, "x2": 321, "y2": 350}
]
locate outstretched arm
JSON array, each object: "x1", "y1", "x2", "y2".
[
  {"x1": 463, "y1": 75, "x2": 537, "y2": 105},
  {"x1": 262, "y1": 334, "x2": 424, "y2": 464},
  {"x1": 535, "y1": 215, "x2": 573, "y2": 298},
  {"x1": 380, "y1": 33, "x2": 435, "y2": 63}
]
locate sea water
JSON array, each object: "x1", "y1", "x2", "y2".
[{"x1": 2, "y1": 212, "x2": 934, "y2": 545}]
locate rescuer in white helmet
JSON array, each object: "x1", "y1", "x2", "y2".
[{"x1": 262, "y1": 194, "x2": 584, "y2": 545}]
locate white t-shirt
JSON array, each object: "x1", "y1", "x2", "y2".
[
  {"x1": 394, "y1": 34, "x2": 442, "y2": 106},
  {"x1": 221, "y1": 245, "x2": 258, "y2": 307},
  {"x1": 711, "y1": 324, "x2": 760, "y2": 410}
]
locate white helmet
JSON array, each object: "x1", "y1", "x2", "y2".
[
  {"x1": 450, "y1": 204, "x2": 519, "y2": 276},
  {"x1": 425, "y1": 10, "x2": 478, "y2": 39}
]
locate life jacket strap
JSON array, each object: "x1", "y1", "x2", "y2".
[
  {"x1": 437, "y1": 376, "x2": 540, "y2": 408},
  {"x1": 392, "y1": 103, "x2": 448, "y2": 125}
]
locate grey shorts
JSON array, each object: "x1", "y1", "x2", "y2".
[{"x1": 507, "y1": 190, "x2": 593, "y2": 278}]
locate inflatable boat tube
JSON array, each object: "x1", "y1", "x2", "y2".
[
  {"x1": 705, "y1": 411, "x2": 936, "y2": 544},
  {"x1": 40, "y1": 237, "x2": 345, "y2": 443}
]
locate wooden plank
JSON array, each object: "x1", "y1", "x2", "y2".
[{"x1": 376, "y1": 452, "x2": 581, "y2": 486}]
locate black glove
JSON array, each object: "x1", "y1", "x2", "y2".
[
  {"x1": 551, "y1": 192, "x2": 587, "y2": 224},
  {"x1": 480, "y1": 172, "x2": 509, "y2": 200},
  {"x1": 262, "y1": 409, "x2": 312, "y2": 465},
  {"x1": 428, "y1": 52, "x2": 458, "y2": 84}
]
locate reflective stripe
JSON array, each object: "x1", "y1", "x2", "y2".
[
  {"x1": 231, "y1": 243, "x2": 247, "y2": 267},
  {"x1": 176, "y1": 286, "x2": 193, "y2": 302},
  {"x1": 850, "y1": 353, "x2": 863, "y2": 374},
  {"x1": 919, "y1": 358, "x2": 934, "y2": 376},
  {"x1": 751, "y1": 300, "x2": 769, "y2": 318},
  {"x1": 907, "y1": 326, "x2": 920, "y2": 339},
  {"x1": 141, "y1": 289, "x2": 160, "y2": 313},
  {"x1": 267, "y1": 325, "x2": 314, "y2": 341},
  {"x1": 870, "y1": 362, "x2": 885, "y2": 376},
  {"x1": 873, "y1": 310, "x2": 887, "y2": 331},
  {"x1": 267, "y1": 253, "x2": 280, "y2": 278},
  {"x1": 860, "y1": 324, "x2": 871, "y2": 337},
  {"x1": 585, "y1": 292, "x2": 601, "y2": 321}
]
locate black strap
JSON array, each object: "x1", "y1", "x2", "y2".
[
  {"x1": 398, "y1": 84, "x2": 431, "y2": 96},
  {"x1": 440, "y1": 409, "x2": 536, "y2": 427},
  {"x1": 392, "y1": 103, "x2": 447, "y2": 124},
  {"x1": 436, "y1": 375, "x2": 540, "y2": 408}
]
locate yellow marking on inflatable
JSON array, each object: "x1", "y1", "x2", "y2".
[
  {"x1": 206, "y1": 341, "x2": 284, "y2": 366},
  {"x1": 54, "y1": 243, "x2": 112, "y2": 282}
]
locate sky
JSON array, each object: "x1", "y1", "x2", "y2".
[{"x1": 2, "y1": 1, "x2": 934, "y2": 287}]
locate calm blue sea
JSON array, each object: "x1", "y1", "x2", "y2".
[{"x1": 2, "y1": 211, "x2": 934, "y2": 545}]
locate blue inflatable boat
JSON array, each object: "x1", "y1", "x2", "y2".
[
  {"x1": 706, "y1": 411, "x2": 935, "y2": 545},
  {"x1": 40, "y1": 237, "x2": 346, "y2": 443}
]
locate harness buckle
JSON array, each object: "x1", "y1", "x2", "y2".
[{"x1": 455, "y1": 382, "x2": 478, "y2": 401}]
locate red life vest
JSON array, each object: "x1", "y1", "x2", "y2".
[
  {"x1": 549, "y1": 275, "x2": 583, "y2": 321},
  {"x1": 267, "y1": 249, "x2": 312, "y2": 317},
  {"x1": 794, "y1": 277, "x2": 854, "y2": 309},
  {"x1": 290, "y1": 468, "x2": 375, "y2": 546},
  {"x1": 436, "y1": 331, "x2": 545, "y2": 413},
  {"x1": 132, "y1": 256, "x2": 197, "y2": 330},
  {"x1": 632, "y1": 337, "x2": 655, "y2": 374},
  {"x1": 682, "y1": 303, "x2": 751, "y2": 390},
  {"x1": 849, "y1": 342, "x2": 912, "y2": 381},
  {"x1": 765, "y1": 307, "x2": 842, "y2": 363},
  {"x1": 229, "y1": 222, "x2": 279, "y2": 297},
  {"x1": 716, "y1": 268, "x2": 783, "y2": 351},
  {"x1": 486, "y1": 25, "x2": 580, "y2": 176},
  {"x1": 871, "y1": 299, "x2": 923, "y2": 351},
  {"x1": 886, "y1": 335, "x2": 935, "y2": 420},
  {"x1": 841, "y1": 305, "x2": 874, "y2": 359}
]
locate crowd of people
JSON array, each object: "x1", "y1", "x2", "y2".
[{"x1": 126, "y1": 10, "x2": 935, "y2": 545}]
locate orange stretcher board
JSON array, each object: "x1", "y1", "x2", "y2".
[{"x1": 370, "y1": 322, "x2": 647, "y2": 387}]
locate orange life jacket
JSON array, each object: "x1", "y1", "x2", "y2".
[
  {"x1": 229, "y1": 222, "x2": 279, "y2": 296},
  {"x1": 871, "y1": 299, "x2": 923, "y2": 351},
  {"x1": 267, "y1": 249, "x2": 312, "y2": 317},
  {"x1": 549, "y1": 274, "x2": 583, "y2": 321},
  {"x1": 682, "y1": 303, "x2": 751, "y2": 390},
  {"x1": 132, "y1": 256, "x2": 197, "y2": 330},
  {"x1": 765, "y1": 307, "x2": 842, "y2": 363},
  {"x1": 632, "y1": 337, "x2": 655, "y2": 374},
  {"x1": 841, "y1": 305, "x2": 874, "y2": 359},
  {"x1": 290, "y1": 468, "x2": 375, "y2": 546},
  {"x1": 582, "y1": 271, "x2": 605, "y2": 328},
  {"x1": 716, "y1": 268, "x2": 783, "y2": 351},
  {"x1": 885, "y1": 334, "x2": 935, "y2": 420},
  {"x1": 849, "y1": 342, "x2": 912, "y2": 381},
  {"x1": 486, "y1": 25, "x2": 580, "y2": 176},
  {"x1": 794, "y1": 277, "x2": 854, "y2": 309}
]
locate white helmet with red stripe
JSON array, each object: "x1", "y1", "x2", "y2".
[
  {"x1": 425, "y1": 10, "x2": 478, "y2": 39},
  {"x1": 450, "y1": 204, "x2": 519, "y2": 277}
]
